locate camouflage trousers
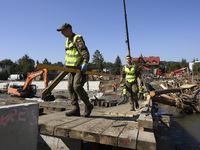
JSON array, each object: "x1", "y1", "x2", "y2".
[
  {"x1": 125, "y1": 81, "x2": 139, "y2": 107},
  {"x1": 68, "y1": 73, "x2": 90, "y2": 107}
]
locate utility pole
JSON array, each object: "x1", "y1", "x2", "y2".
[{"x1": 123, "y1": 0, "x2": 131, "y2": 56}]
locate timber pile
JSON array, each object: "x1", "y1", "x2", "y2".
[{"x1": 146, "y1": 74, "x2": 200, "y2": 113}]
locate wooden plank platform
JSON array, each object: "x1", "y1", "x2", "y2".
[{"x1": 38, "y1": 101, "x2": 156, "y2": 149}]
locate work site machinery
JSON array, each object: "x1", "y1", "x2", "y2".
[
  {"x1": 7, "y1": 69, "x2": 48, "y2": 98},
  {"x1": 171, "y1": 67, "x2": 187, "y2": 76}
]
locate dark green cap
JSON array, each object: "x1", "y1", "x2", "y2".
[{"x1": 57, "y1": 23, "x2": 72, "y2": 31}]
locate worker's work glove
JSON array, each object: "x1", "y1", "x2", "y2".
[{"x1": 81, "y1": 63, "x2": 87, "y2": 73}]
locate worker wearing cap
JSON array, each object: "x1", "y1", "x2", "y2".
[
  {"x1": 120, "y1": 55, "x2": 142, "y2": 111},
  {"x1": 57, "y1": 23, "x2": 93, "y2": 117}
]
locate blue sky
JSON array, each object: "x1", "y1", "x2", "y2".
[{"x1": 0, "y1": 0, "x2": 199, "y2": 65}]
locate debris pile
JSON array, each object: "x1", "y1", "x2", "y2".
[{"x1": 144, "y1": 74, "x2": 200, "y2": 113}]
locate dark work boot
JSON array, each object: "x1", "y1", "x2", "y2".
[
  {"x1": 135, "y1": 102, "x2": 139, "y2": 109},
  {"x1": 83, "y1": 103, "x2": 93, "y2": 117},
  {"x1": 65, "y1": 105, "x2": 80, "y2": 117}
]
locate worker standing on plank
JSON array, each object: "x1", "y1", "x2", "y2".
[
  {"x1": 120, "y1": 55, "x2": 142, "y2": 111},
  {"x1": 57, "y1": 23, "x2": 93, "y2": 117}
]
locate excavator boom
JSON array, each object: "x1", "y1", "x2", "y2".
[{"x1": 8, "y1": 69, "x2": 48, "y2": 97}]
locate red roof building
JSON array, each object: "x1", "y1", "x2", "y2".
[{"x1": 131, "y1": 54, "x2": 160, "y2": 66}]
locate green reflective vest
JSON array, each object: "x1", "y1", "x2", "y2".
[
  {"x1": 139, "y1": 87, "x2": 143, "y2": 93},
  {"x1": 123, "y1": 88, "x2": 126, "y2": 95},
  {"x1": 65, "y1": 34, "x2": 82, "y2": 66},
  {"x1": 125, "y1": 64, "x2": 136, "y2": 83}
]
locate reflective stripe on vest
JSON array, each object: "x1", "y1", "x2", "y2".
[
  {"x1": 125, "y1": 64, "x2": 136, "y2": 83},
  {"x1": 65, "y1": 34, "x2": 82, "y2": 66}
]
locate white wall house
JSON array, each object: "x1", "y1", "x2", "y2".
[{"x1": 189, "y1": 61, "x2": 200, "y2": 72}]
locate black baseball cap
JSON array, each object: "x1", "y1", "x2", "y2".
[{"x1": 57, "y1": 23, "x2": 72, "y2": 31}]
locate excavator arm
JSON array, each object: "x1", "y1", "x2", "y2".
[
  {"x1": 23, "y1": 69, "x2": 48, "y2": 92},
  {"x1": 8, "y1": 69, "x2": 48, "y2": 97}
]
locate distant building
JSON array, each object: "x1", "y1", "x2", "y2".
[
  {"x1": 131, "y1": 54, "x2": 160, "y2": 67},
  {"x1": 189, "y1": 61, "x2": 200, "y2": 72},
  {"x1": 103, "y1": 68, "x2": 113, "y2": 74},
  {"x1": 0, "y1": 63, "x2": 10, "y2": 72}
]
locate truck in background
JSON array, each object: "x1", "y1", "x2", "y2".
[
  {"x1": 7, "y1": 74, "x2": 23, "y2": 81},
  {"x1": 153, "y1": 68, "x2": 162, "y2": 78}
]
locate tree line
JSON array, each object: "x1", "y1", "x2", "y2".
[{"x1": 0, "y1": 51, "x2": 199, "y2": 80}]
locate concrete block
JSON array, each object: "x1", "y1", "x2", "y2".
[
  {"x1": 38, "y1": 134, "x2": 82, "y2": 150},
  {"x1": 137, "y1": 130, "x2": 156, "y2": 150},
  {"x1": 0, "y1": 103, "x2": 39, "y2": 150}
]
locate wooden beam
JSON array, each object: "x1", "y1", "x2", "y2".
[
  {"x1": 150, "y1": 87, "x2": 186, "y2": 97},
  {"x1": 151, "y1": 96, "x2": 194, "y2": 111},
  {"x1": 35, "y1": 63, "x2": 113, "y2": 77},
  {"x1": 41, "y1": 71, "x2": 68, "y2": 100}
]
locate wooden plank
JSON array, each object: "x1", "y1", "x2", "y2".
[
  {"x1": 69, "y1": 117, "x2": 116, "y2": 143},
  {"x1": 137, "y1": 105, "x2": 153, "y2": 129},
  {"x1": 97, "y1": 103, "x2": 131, "y2": 116},
  {"x1": 118, "y1": 126, "x2": 138, "y2": 149},
  {"x1": 41, "y1": 71, "x2": 68, "y2": 99},
  {"x1": 137, "y1": 130, "x2": 156, "y2": 150},
  {"x1": 54, "y1": 111, "x2": 102, "y2": 138},
  {"x1": 99, "y1": 120, "x2": 127, "y2": 146},
  {"x1": 38, "y1": 112, "x2": 80, "y2": 135},
  {"x1": 54, "y1": 117, "x2": 95, "y2": 138},
  {"x1": 35, "y1": 63, "x2": 113, "y2": 77}
]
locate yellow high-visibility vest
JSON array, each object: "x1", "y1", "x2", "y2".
[
  {"x1": 65, "y1": 34, "x2": 82, "y2": 66},
  {"x1": 123, "y1": 88, "x2": 126, "y2": 95},
  {"x1": 125, "y1": 64, "x2": 136, "y2": 83},
  {"x1": 139, "y1": 87, "x2": 143, "y2": 93}
]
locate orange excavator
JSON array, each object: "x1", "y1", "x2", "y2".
[{"x1": 7, "y1": 69, "x2": 49, "y2": 98}]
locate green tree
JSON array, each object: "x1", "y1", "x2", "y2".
[
  {"x1": 193, "y1": 63, "x2": 200, "y2": 72},
  {"x1": 180, "y1": 58, "x2": 188, "y2": 68},
  {"x1": 0, "y1": 70, "x2": 9, "y2": 80},
  {"x1": 42, "y1": 58, "x2": 51, "y2": 65},
  {"x1": 0, "y1": 59, "x2": 13, "y2": 66},
  {"x1": 18, "y1": 54, "x2": 35, "y2": 78},
  {"x1": 92, "y1": 50, "x2": 104, "y2": 72},
  {"x1": 53, "y1": 61, "x2": 64, "y2": 67},
  {"x1": 104, "y1": 62, "x2": 114, "y2": 68},
  {"x1": 112, "y1": 56, "x2": 122, "y2": 75},
  {"x1": 9, "y1": 63, "x2": 20, "y2": 74},
  {"x1": 42, "y1": 58, "x2": 55, "y2": 73}
]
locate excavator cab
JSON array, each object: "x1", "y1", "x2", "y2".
[{"x1": 29, "y1": 84, "x2": 37, "y2": 97}]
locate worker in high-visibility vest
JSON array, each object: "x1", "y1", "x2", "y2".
[
  {"x1": 123, "y1": 88, "x2": 127, "y2": 101},
  {"x1": 139, "y1": 85, "x2": 144, "y2": 100},
  {"x1": 57, "y1": 23, "x2": 93, "y2": 117},
  {"x1": 120, "y1": 55, "x2": 142, "y2": 111}
]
